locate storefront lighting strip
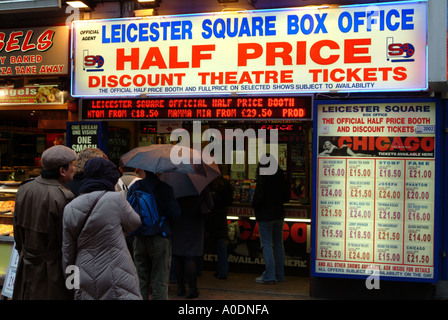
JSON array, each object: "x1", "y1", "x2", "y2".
[{"x1": 227, "y1": 216, "x2": 311, "y2": 223}]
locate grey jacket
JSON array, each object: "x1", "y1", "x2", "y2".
[{"x1": 62, "y1": 191, "x2": 142, "y2": 300}]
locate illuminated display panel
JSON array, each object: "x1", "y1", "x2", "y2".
[{"x1": 81, "y1": 96, "x2": 312, "y2": 120}]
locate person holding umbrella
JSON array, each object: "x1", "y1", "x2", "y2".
[{"x1": 120, "y1": 144, "x2": 216, "y2": 299}]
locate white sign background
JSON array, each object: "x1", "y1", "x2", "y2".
[{"x1": 71, "y1": 1, "x2": 428, "y2": 97}]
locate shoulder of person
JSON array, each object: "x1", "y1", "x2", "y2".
[{"x1": 58, "y1": 185, "x2": 75, "y2": 200}]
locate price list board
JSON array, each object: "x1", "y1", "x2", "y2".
[{"x1": 312, "y1": 100, "x2": 440, "y2": 282}]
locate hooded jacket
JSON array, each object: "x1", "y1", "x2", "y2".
[{"x1": 62, "y1": 157, "x2": 142, "y2": 300}]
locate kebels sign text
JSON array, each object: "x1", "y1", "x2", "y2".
[
  {"x1": 81, "y1": 96, "x2": 312, "y2": 120},
  {"x1": 72, "y1": 2, "x2": 427, "y2": 96},
  {"x1": 0, "y1": 26, "x2": 69, "y2": 76}
]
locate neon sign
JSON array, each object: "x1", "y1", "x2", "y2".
[{"x1": 81, "y1": 96, "x2": 312, "y2": 120}]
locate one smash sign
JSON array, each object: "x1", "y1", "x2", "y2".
[{"x1": 71, "y1": 1, "x2": 427, "y2": 97}]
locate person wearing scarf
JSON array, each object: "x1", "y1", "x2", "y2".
[{"x1": 62, "y1": 157, "x2": 142, "y2": 300}]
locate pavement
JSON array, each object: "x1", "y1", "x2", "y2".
[{"x1": 168, "y1": 270, "x2": 313, "y2": 300}]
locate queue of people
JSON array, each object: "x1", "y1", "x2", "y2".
[{"x1": 11, "y1": 146, "x2": 289, "y2": 300}]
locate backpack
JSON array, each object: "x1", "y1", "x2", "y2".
[
  {"x1": 128, "y1": 190, "x2": 166, "y2": 237},
  {"x1": 117, "y1": 177, "x2": 141, "y2": 199}
]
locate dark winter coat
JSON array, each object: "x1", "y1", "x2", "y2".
[
  {"x1": 13, "y1": 176, "x2": 75, "y2": 300},
  {"x1": 252, "y1": 168, "x2": 290, "y2": 222}
]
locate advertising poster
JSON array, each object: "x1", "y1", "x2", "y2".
[
  {"x1": 312, "y1": 99, "x2": 440, "y2": 282},
  {"x1": 0, "y1": 86, "x2": 65, "y2": 104},
  {"x1": 71, "y1": 1, "x2": 427, "y2": 97},
  {"x1": 66, "y1": 121, "x2": 108, "y2": 154},
  {"x1": 204, "y1": 216, "x2": 309, "y2": 276}
]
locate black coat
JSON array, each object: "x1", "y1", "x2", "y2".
[
  {"x1": 206, "y1": 177, "x2": 233, "y2": 239},
  {"x1": 172, "y1": 188, "x2": 213, "y2": 257},
  {"x1": 252, "y1": 169, "x2": 290, "y2": 222}
]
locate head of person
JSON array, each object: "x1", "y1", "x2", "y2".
[
  {"x1": 73, "y1": 148, "x2": 108, "y2": 176},
  {"x1": 256, "y1": 153, "x2": 279, "y2": 177},
  {"x1": 79, "y1": 157, "x2": 119, "y2": 194},
  {"x1": 40, "y1": 145, "x2": 78, "y2": 184}
]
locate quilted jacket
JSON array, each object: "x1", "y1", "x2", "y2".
[{"x1": 62, "y1": 190, "x2": 142, "y2": 300}]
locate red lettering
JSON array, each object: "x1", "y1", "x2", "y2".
[
  {"x1": 36, "y1": 29, "x2": 54, "y2": 51},
  {"x1": 421, "y1": 137, "x2": 434, "y2": 152},
  {"x1": 404, "y1": 137, "x2": 420, "y2": 151},
  {"x1": 0, "y1": 32, "x2": 4, "y2": 51},
  {"x1": 376, "y1": 137, "x2": 390, "y2": 151},
  {"x1": 22, "y1": 30, "x2": 36, "y2": 52},
  {"x1": 290, "y1": 223, "x2": 307, "y2": 243},
  {"x1": 344, "y1": 38, "x2": 371, "y2": 63},
  {"x1": 310, "y1": 40, "x2": 339, "y2": 65},
  {"x1": 389, "y1": 136, "x2": 404, "y2": 151},
  {"x1": 141, "y1": 47, "x2": 167, "y2": 69},
  {"x1": 6, "y1": 31, "x2": 22, "y2": 52},
  {"x1": 169, "y1": 46, "x2": 189, "y2": 68},
  {"x1": 238, "y1": 220, "x2": 251, "y2": 241},
  {"x1": 266, "y1": 42, "x2": 292, "y2": 66},
  {"x1": 192, "y1": 44, "x2": 215, "y2": 68},
  {"x1": 238, "y1": 43, "x2": 263, "y2": 67},
  {"x1": 282, "y1": 223, "x2": 289, "y2": 241},
  {"x1": 117, "y1": 48, "x2": 140, "y2": 70}
]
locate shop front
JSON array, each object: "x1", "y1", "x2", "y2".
[
  {"x1": 63, "y1": 0, "x2": 448, "y2": 299},
  {"x1": 0, "y1": 24, "x2": 73, "y2": 291},
  {"x1": 78, "y1": 95, "x2": 314, "y2": 277},
  {"x1": 2, "y1": 0, "x2": 444, "y2": 300}
]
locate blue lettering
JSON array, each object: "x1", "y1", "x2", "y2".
[
  {"x1": 338, "y1": 8, "x2": 415, "y2": 32},
  {"x1": 127, "y1": 23, "x2": 138, "y2": 42},
  {"x1": 111, "y1": 24, "x2": 120, "y2": 43},
  {"x1": 287, "y1": 15, "x2": 299, "y2": 35},
  {"x1": 160, "y1": 21, "x2": 170, "y2": 40},
  {"x1": 214, "y1": 18, "x2": 226, "y2": 39},
  {"x1": 338, "y1": 11, "x2": 352, "y2": 33},
  {"x1": 227, "y1": 18, "x2": 238, "y2": 37},
  {"x1": 140, "y1": 22, "x2": 149, "y2": 41},
  {"x1": 402, "y1": 9, "x2": 414, "y2": 30},
  {"x1": 171, "y1": 20, "x2": 181, "y2": 40},
  {"x1": 202, "y1": 19, "x2": 212, "y2": 39},
  {"x1": 252, "y1": 16, "x2": 263, "y2": 36},
  {"x1": 301, "y1": 14, "x2": 314, "y2": 35},
  {"x1": 353, "y1": 11, "x2": 365, "y2": 32},
  {"x1": 182, "y1": 20, "x2": 193, "y2": 39},
  {"x1": 149, "y1": 23, "x2": 159, "y2": 41},
  {"x1": 315, "y1": 13, "x2": 328, "y2": 33},
  {"x1": 265, "y1": 15, "x2": 276, "y2": 35},
  {"x1": 386, "y1": 9, "x2": 400, "y2": 31},
  {"x1": 102, "y1": 25, "x2": 110, "y2": 43},
  {"x1": 238, "y1": 18, "x2": 251, "y2": 37}
]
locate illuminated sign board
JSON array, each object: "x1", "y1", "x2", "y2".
[
  {"x1": 81, "y1": 96, "x2": 312, "y2": 120},
  {"x1": 1, "y1": 26, "x2": 69, "y2": 76},
  {"x1": 72, "y1": 1, "x2": 428, "y2": 97},
  {"x1": 312, "y1": 99, "x2": 441, "y2": 283}
]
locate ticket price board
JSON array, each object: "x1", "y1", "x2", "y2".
[
  {"x1": 312, "y1": 99, "x2": 441, "y2": 282},
  {"x1": 80, "y1": 96, "x2": 312, "y2": 121}
]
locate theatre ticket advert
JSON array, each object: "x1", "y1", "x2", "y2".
[{"x1": 314, "y1": 100, "x2": 437, "y2": 281}]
